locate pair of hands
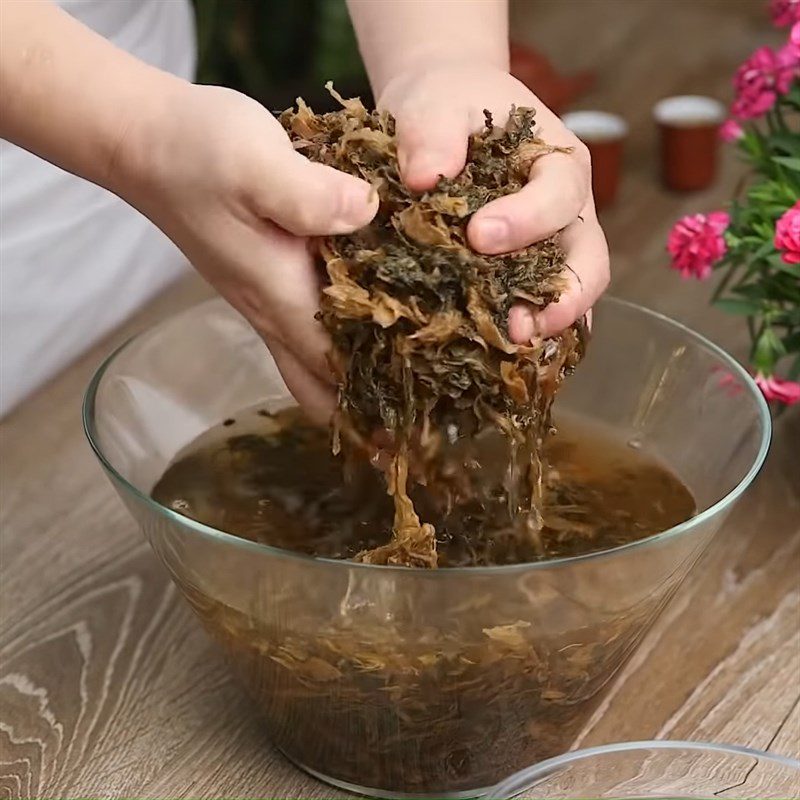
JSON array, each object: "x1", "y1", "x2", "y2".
[{"x1": 121, "y1": 63, "x2": 609, "y2": 423}]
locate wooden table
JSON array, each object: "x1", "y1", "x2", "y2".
[{"x1": 2, "y1": 1, "x2": 798, "y2": 797}]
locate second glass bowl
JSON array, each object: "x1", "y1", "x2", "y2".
[{"x1": 489, "y1": 740, "x2": 800, "y2": 799}]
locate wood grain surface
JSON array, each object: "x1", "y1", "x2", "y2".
[{"x1": 1, "y1": 1, "x2": 798, "y2": 798}]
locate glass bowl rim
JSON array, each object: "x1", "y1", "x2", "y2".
[
  {"x1": 82, "y1": 295, "x2": 772, "y2": 576},
  {"x1": 487, "y1": 739, "x2": 800, "y2": 798}
]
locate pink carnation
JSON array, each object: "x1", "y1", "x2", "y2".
[
  {"x1": 783, "y1": 22, "x2": 800, "y2": 62},
  {"x1": 667, "y1": 212, "x2": 730, "y2": 280},
  {"x1": 731, "y1": 45, "x2": 798, "y2": 119},
  {"x1": 778, "y1": 24, "x2": 800, "y2": 71},
  {"x1": 755, "y1": 373, "x2": 800, "y2": 405},
  {"x1": 775, "y1": 201, "x2": 800, "y2": 264},
  {"x1": 770, "y1": 0, "x2": 800, "y2": 27},
  {"x1": 719, "y1": 119, "x2": 744, "y2": 142}
]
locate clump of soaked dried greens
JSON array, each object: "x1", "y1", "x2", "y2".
[{"x1": 280, "y1": 86, "x2": 586, "y2": 568}]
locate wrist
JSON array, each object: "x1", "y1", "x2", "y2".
[
  {"x1": 103, "y1": 69, "x2": 189, "y2": 205},
  {"x1": 373, "y1": 49, "x2": 509, "y2": 100},
  {"x1": 348, "y1": 0, "x2": 509, "y2": 99},
  {"x1": 376, "y1": 55, "x2": 511, "y2": 110}
]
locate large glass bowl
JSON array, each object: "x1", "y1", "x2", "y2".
[
  {"x1": 489, "y1": 740, "x2": 800, "y2": 798},
  {"x1": 83, "y1": 296, "x2": 770, "y2": 798}
]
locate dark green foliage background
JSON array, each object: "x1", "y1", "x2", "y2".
[{"x1": 191, "y1": 0, "x2": 371, "y2": 111}]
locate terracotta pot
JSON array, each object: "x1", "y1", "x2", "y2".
[
  {"x1": 509, "y1": 41, "x2": 594, "y2": 115},
  {"x1": 562, "y1": 111, "x2": 628, "y2": 210},
  {"x1": 653, "y1": 96, "x2": 725, "y2": 192}
]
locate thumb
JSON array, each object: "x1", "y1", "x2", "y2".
[
  {"x1": 396, "y1": 112, "x2": 470, "y2": 192},
  {"x1": 254, "y1": 145, "x2": 378, "y2": 236}
]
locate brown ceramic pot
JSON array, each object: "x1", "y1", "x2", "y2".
[
  {"x1": 562, "y1": 111, "x2": 629, "y2": 210},
  {"x1": 653, "y1": 95, "x2": 725, "y2": 192}
]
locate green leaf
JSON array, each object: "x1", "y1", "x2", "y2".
[
  {"x1": 782, "y1": 331, "x2": 800, "y2": 352},
  {"x1": 731, "y1": 283, "x2": 768, "y2": 301},
  {"x1": 753, "y1": 328, "x2": 784, "y2": 373},
  {"x1": 765, "y1": 252, "x2": 800, "y2": 276},
  {"x1": 724, "y1": 232, "x2": 742, "y2": 248},
  {"x1": 753, "y1": 220, "x2": 775, "y2": 239},
  {"x1": 749, "y1": 239, "x2": 778, "y2": 263},
  {"x1": 767, "y1": 327, "x2": 787, "y2": 357},
  {"x1": 714, "y1": 297, "x2": 761, "y2": 315},
  {"x1": 773, "y1": 156, "x2": 800, "y2": 172},
  {"x1": 782, "y1": 83, "x2": 800, "y2": 109},
  {"x1": 747, "y1": 184, "x2": 777, "y2": 202},
  {"x1": 770, "y1": 133, "x2": 800, "y2": 157}
]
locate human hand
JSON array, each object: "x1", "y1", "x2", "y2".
[
  {"x1": 114, "y1": 82, "x2": 377, "y2": 423},
  {"x1": 378, "y1": 61, "x2": 610, "y2": 341}
]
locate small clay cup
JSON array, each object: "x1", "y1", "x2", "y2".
[
  {"x1": 653, "y1": 95, "x2": 725, "y2": 192},
  {"x1": 562, "y1": 111, "x2": 628, "y2": 211}
]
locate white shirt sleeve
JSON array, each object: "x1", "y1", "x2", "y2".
[{"x1": 0, "y1": 0, "x2": 197, "y2": 417}]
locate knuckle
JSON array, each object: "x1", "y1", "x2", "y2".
[
  {"x1": 590, "y1": 248, "x2": 612, "y2": 294},
  {"x1": 285, "y1": 191, "x2": 322, "y2": 235},
  {"x1": 276, "y1": 162, "x2": 334, "y2": 235},
  {"x1": 333, "y1": 181, "x2": 360, "y2": 226},
  {"x1": 572, "y1": 144, "x2": 593, "y2": 202},
  {"x1": 599, "y1": 258, "x2": 611, "y2": 290},
  {"x1": 572, "y1": 139, "x2": 591, "y2": 171}
]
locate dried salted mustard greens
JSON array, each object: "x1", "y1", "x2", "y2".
[{"x1": 280, "y1": 86, "x2": 587, "y2": 567}]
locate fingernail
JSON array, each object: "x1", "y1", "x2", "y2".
[
  {"x1": 404, "y1": 153, "x2": 447, "y2": 190},
  {"x1": 407, "y1": 151, "x2": 437, "y2": 170},
  {"x1": 510, "y1": 304, "x2": 537, "y2": 343},
  {"x1": 474, "y1": 217, "x2": 510, "y2": 251},
  {"x1": 341, "y1": 182, "x2": 374, "y2": 225},
  {"x1": 520, "y1": 307, "x2": 536, "y2": 342}
]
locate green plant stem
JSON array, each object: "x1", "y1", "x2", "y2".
[{"x1": 773, "y1": 103, "x2": 789, "y2": 133}]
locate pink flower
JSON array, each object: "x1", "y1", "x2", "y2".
[
  {"x1": 782, "y1": 22, "x2": 800, "y2": 64},
  {"x1": 775, "y1": 201, "x2": 800, "y2": 264},
  {"x1": 755, "y1": 373, "x2": 800, "y2": 404},
  {"x1": 667, "y1": 212, "x2": 730, "y2": 280},
  {"x1": 770, "y1": 0, "x2": 800, "y2": 27},
  {"x1": 731, "y1": 45, "x2": 797, "y2": 118},
  {"x1": 778, "y1": 24, "x2": 800, "y2": 70},
  {"x1": 719, "y1": 119, "x2": 744, "y2": 142}
]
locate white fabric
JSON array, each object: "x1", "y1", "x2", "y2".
[{"x1": 0, "y1": 0, "x2": 196, "y2": 417}]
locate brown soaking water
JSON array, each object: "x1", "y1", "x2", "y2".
[
  {"x1": 151, "y1": 405, "x2": 696, "y2": 794},
  {"x1": 153, "y1": 405, "x2": 695, "y2": 567}
]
